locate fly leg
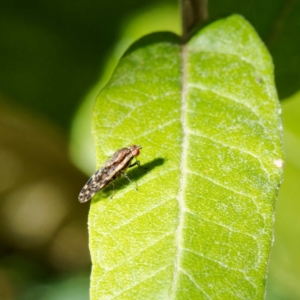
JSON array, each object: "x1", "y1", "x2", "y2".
[
  {"x1": 129, "y1": 159, "x2": 147, "y2": 171},
  {"x1": 123, "y1": 172, "x2": 138, "y2": 191},
  {"x1": 110, "y1": 181, "x2": 115, "y2": 199}
]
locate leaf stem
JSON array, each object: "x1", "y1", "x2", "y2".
[{"x1": 180, "y1": 0, "x2": 208, "y2": 42}]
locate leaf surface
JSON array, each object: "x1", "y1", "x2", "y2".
[
  {"x1": 209, "y1": 0, "x2": 300, "y2": 99},
  {"x1": 89, "y1": 15, "x2": 284, "y2": 299}
]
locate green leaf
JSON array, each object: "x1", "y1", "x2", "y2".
[
  {"x1": 266, "y1": 91, "x2": 300, "y2": 299},
  {"x1": 208, "y1": 0, "x2": 300, "y2": 99},
  {"x1": 89, "y1": 15, "x2": 283, "y2": 299},
  {"x1": 70, "y1": 4, "x2": 180, "y2": 175}
]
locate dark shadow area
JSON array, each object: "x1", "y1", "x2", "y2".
[
  {"x1": 123, "y1": 32, "x2": 180, "y2": 57},
  {"x1": 0, "y1": 0, "x2": 174, "y2": 130},
  {"x1": 100, "y1": 157, "x2": 165, "y2": 198}
]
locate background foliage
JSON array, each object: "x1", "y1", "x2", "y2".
[{"x1": 0, "y1": 0, "x2": 299, "y2": 299}]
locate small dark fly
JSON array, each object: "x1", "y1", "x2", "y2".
[{"x1": 78, "y1": 145, "x2": 142, "y2": 203}]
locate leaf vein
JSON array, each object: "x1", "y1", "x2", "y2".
[
  {"x1": 100, "y1": 232, "x2": 174, "y2": 273},
  {"x1": 109, "y1": 265, "x2": 172, "y2": 299},
  {"x1": 100, "y1": 198, "x2": 175, "y2": 234},
  {"x1": 179, "y1": 268, "x2": 213, "y2": 300},
  {"x1": 169, "y1": 43, "x2": 188, "y2": 298},
  {"x1": 187, "y1": 129, "x2": 270, "y2": 176},
  {"x1": 188, "y1": 83, "x2": 265, "y2": 128},
  {"x1": 182, "y1": 247, "x2": 257, "y2": 291},
  {"x1": 186, "y1": 170, "x2": 255, "y2": 199},
  {"x1": 185, "y1": 209, "x2": 259, "y2": 240}
]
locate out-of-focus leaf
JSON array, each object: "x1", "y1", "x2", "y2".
[
  {"x1": 0, "y1": 100, "x2": 91, "y2": 299},
  {"x1": 266, "y1": 91, "x2": 300, "y2": 300},
  {"x1": 43, "y1": 273, "x2": 89, "y2": 300},
  {"x1": 19, "y1": 272, "x2": 89, "y2": 300},
  {"x1": 89, "y1": 15, "x2": 283, "y2": 299},
  {"x1": 0, "y1": 0, "x2": 175, "y2": 129}
]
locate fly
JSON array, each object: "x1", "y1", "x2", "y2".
[{"x1": 78, "y1": 145, "x2": 142, "y2": 203}]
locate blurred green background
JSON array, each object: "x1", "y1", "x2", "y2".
[{"x1": 1, "y1": 0, "x2": 300, "y2": 299}]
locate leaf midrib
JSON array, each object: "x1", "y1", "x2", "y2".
[{"x1": 170, "y1": 42, "x2": 188, "y2": 298}]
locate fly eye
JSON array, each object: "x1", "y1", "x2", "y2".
[{"x1": 132, "y1": 148, "x2": 140, "y2": 157}]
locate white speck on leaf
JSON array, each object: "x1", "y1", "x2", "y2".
[{"x1": 273, "y1": 159, "x2": 284, "y2": 168}]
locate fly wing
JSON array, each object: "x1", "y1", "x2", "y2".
[
  {"x1": 78, "y1": 147, "x2": 133, "y2": 203},
  {"x1": 78, "y1": 168, "x2": 108, "y2": 203}
]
